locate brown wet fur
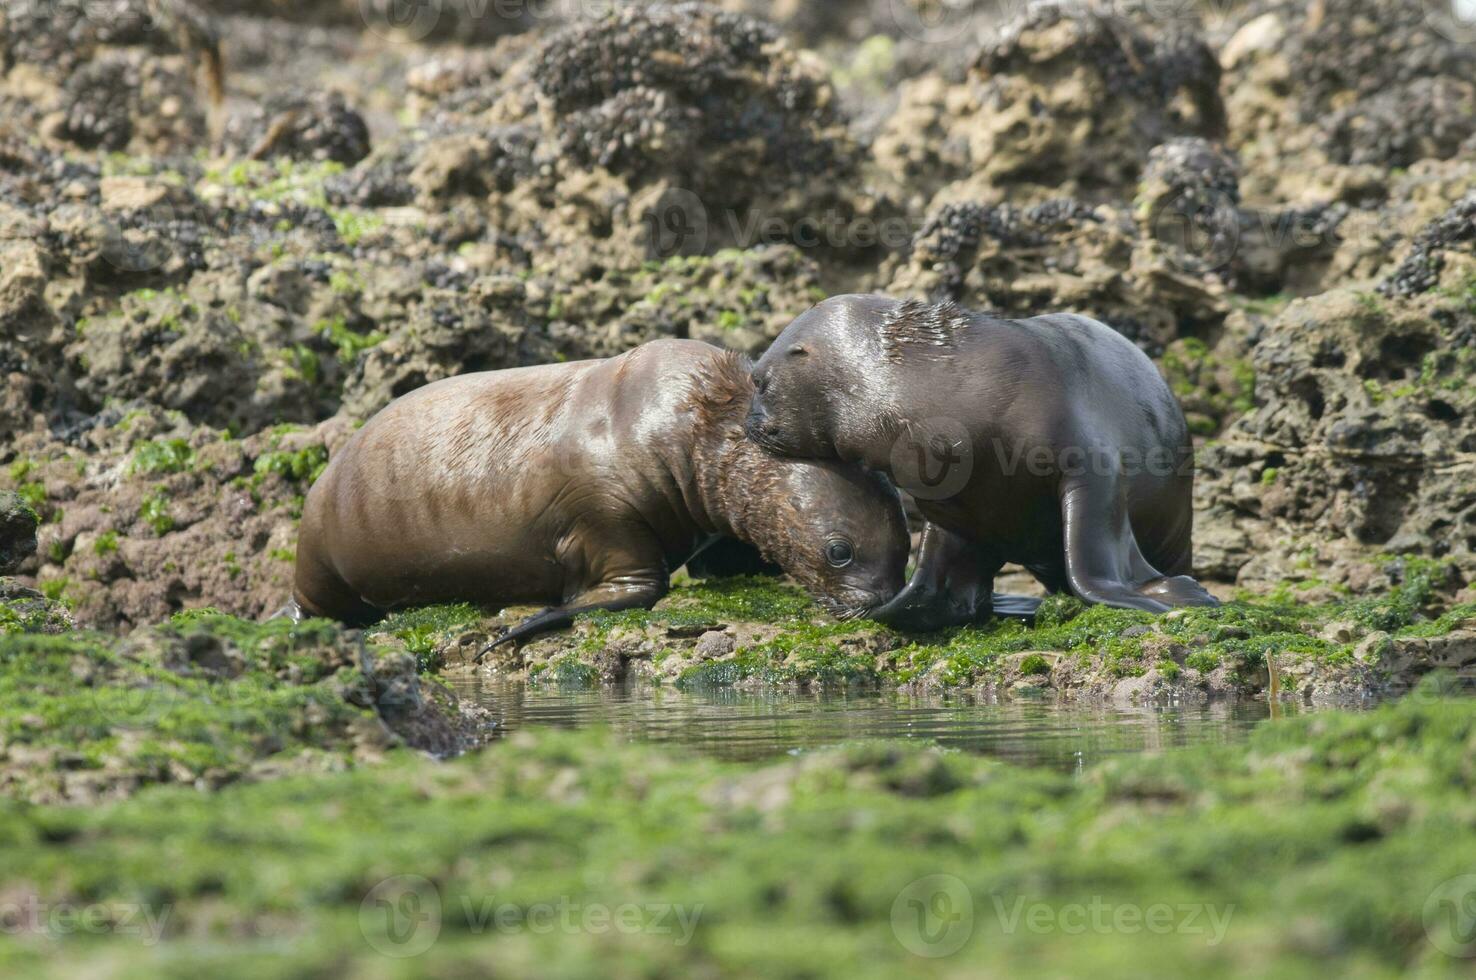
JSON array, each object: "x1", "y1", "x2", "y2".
[{"x1": 293, "y1": 340, "x2": 908, "y2": 633}]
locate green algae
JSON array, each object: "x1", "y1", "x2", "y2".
[
  {"x1": 0, "y1": 691, "x2": 1471, "y2": 977},
  {"x1": 538, "y1": 560, "x2": 1472, "y2": 690},
  {"x1": 127, "y1": 439, "x2": 195, "y2": 477},
  {"x1": 371, "y1": 603, "x2": 485, "y2": 672},
  {"x1": 137, "y1": 489, "x2": 174, "y2": 536},
  {"x1": 316, "y1": 315, "x2": 387, "y2": 365},
  {"x1": 252, "y1": 445, "x2": 329, "y2": 487},
  {"x1": 578, "y1": 577, "x2": 821, "y2": 647},
  {"x1": 0, "y1": 616, "x2": 370, "y2": 800}
]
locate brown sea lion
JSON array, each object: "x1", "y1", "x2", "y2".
[
  {"x1": 291, "y1": 339, "x2": 909, "y2": 647},
  {"x1": 745, "y1": 294, "x2": 1218, "y2": 630}
]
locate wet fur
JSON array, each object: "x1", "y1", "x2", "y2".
[{"x1": 878, "y1": 299, "x2": 973, "y2": 361}]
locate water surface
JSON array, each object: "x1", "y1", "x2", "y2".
[{"x1": 449, "y1": 677, "x2": 1338, "y2": 771}]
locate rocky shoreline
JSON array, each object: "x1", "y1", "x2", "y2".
[
  {"x1": 1, "y1": 0, "x2": 1475, "y2": 799},
  {"x1": 4, "y1": 0, "x2": 1475, "y2": 631}
]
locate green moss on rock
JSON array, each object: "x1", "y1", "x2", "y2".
[{"x1": 0, "y1": 693, "x2": 1472, "y2": 976}]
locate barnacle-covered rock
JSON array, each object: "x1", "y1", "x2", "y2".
[
  {"x1": 873, "y1": 8, "x2": 1224, "y2": 203},
  {"x1": 223, "y1": 91, "x2": 372, "y2": 166},
  {"x1": 1220, "y1": 0, "x2": 1476, "y2": 196},
  {"x1": 887, "y1": 196, "x2": 1228, "y2": 351},
  {"x1": 1379, "y1": 193, "x2": 1476, "y2": 298},
  {"x1": 1198, "y1": 276, "x2": 1476, "y2": 585},
  {"x1": 1, "y1": 0, "x2": 221, "y2": 155}
]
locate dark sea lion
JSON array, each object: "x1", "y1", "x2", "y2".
[
  {"x1": 745, "y1": 294, "x2": 1218, "y2": 629},
  {"x1": 291, "y1": 339, "x2": 909, "y2": 647}
]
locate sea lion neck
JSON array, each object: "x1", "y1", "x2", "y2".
[{"x1": 681, "y1": 350, "x2": 789, "y2": 555}]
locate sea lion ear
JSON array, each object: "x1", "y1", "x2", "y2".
[{"x1": 786, "y1": 344, "x2": 810, "y2": 358}]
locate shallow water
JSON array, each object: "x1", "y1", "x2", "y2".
[{"x1": 448, "y1": 677, "x2": 1346, "y2": 771}]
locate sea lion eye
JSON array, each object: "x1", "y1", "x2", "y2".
[
  {"x1": 824, "y1": 537, "x2": 854, "y2": 568},
  {"x1": 787, "y1": 344, "x2": 810, "y2": 358}
]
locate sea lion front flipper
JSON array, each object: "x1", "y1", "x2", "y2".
[
  {"x1": 1137, "y1": 575, "x2": 1220, "y2": 607},
  {"x1": 475, "y1": 579, "x2": 668, "y2": 661},
  {"x1": 872, "y1": 523, "x2": 1000, "y2": 631},
  {"x1": 1059, "y1": 476, "x2": 1176, "y2": 613}
]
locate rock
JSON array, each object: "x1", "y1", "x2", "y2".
[
  {"x1": 1379, "y1": 193, "x2": 1476, "y2": 298},
  {"x1": 874, "y1": 7, "x2": 1223, "y2": 201},
  {"x1": 886, "y1": 196, "x2": 1227, "y2": 351},
  {"x1": 1196, "y1": 273, "x2": 1476, "y2": 584},
  {"x1": 1353, "y1": 631, "x2": 1392, "y2": 665},
  {"x1": 4, "y1": 0, "x2": 219, "y2": 156},
  {"x1": 694, "y1": 631, "x2": 737, "y2": 660},
  {"x1": 1218, "y1": 0, "x2": 1476, "y2": 198},
  {"x1": 222, "y1": 91, "x2": 372, "y2": 165},
  {"x1": 99, "y1": 176, "x2": 183, "y2": 213},
  {"x1": 0, "y1": 240, "x2": 49, "y2": 321},
  {"x1": 0, "y1": 492, "x2": 41, "y2": 575}
]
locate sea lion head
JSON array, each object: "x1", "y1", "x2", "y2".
[
  {"x1": 746, "y1": 293, "x2": 902, "y2": 459},
  {"x1": 692, "y1": 343, "x2": 909, "y2": 619},
  {"x1": 757, "y1": 459, "x2": 909, "y2": 620}
]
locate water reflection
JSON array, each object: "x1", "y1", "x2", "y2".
[{"x1": 447, "y1": 677, "x2": 1330, "y2": 771}]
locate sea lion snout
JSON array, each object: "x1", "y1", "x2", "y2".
[{"x1": 742, "y1": 401, "x2": 779, "y2": 449}]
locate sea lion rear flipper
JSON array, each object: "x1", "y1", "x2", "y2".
[
  {"x1": 989, "y1": 593, "x2": 1043, "y2": 620},
  {"x1": 476, "y1": 580, "x2": 667, "y2": 661},
  {"x1": 1060, "y1": 477, "x2": 1216, "y2": 612}
]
